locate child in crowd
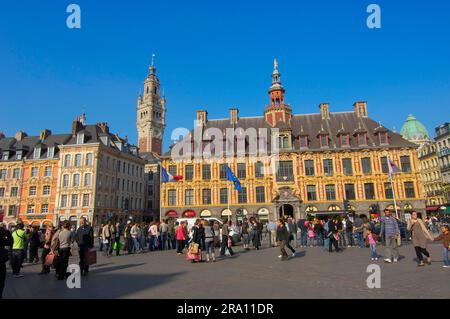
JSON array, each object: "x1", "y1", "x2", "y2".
[{"x1": 367, "y1": 229, "x2": 378, "y2": 261}]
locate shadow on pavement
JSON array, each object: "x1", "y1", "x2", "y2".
[{"x1": 90, "y1": 263, "x2": 147, "y2": 274}]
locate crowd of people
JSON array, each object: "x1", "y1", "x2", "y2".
[{"x1": 1, "y1": 210, "x2": 449, "y2": 299}]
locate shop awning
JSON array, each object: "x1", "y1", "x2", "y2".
[
  {"x1": 200, "y1": 210, "x2": 212, "y2": 217},
  {"x1": 426, "y1": 205, "x2": 441, "y2": 212},
  {"x1": 166, "y1": 210, "x2": 178, "y2": 218},
  {"x1": 183, "y1": 210, "x2": 196, "y2": 218}
]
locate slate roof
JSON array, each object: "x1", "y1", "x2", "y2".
[{"x1": 163, "y1": 111, "x2": 417, "y2": 157}]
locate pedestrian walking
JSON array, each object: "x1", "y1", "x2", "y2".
[
  {"x1": 176, "y1": 221, "x2": 187, "y2": 255},
  {"x1": 407, "y1": 211, "x2": 434, "y2": 267},
  {"x1": 354, "y1": 215, "x2": 365, "y2": 248},
  {"x1": 39, "y1": 227, "x2": 53, "y2": 275},
  {"x1": 433, "y1": 225, "x2": 450, "y2": 268},
  {"x1": 167, "y1": 221, "x2": 175, "y2": 250},
  {"x1": 203, "y1": 220, "x2": 217, "y2": 262},
  {"x1": 159, "y1": 220, "x2": 169, "y2": 250},
  {"x1": 124, "y1": 221, "x2": 133, "y2": 254},
  {"x1": 367, "y1": 229, "x2": 379, "y2": 261},
  {"x1": 297, "y1": 218, "x2": 308, "y2": 247},
  {"x1": 327, "y1": 218, "x2": 341, "y2": 253},
  {"x1": 131, "y1": 222, "x2": 142, "y2": 253},
  {"x1": 266, "y1": 220, "x2": 277, "y2": 247},
  {"x1": 0, "y1": 223, "x2": 13, "y2": 299},
  {"x1": 241, "y1": 218, "x2": 251, "y2": 250},
  {"x1": 56, "y1": 221, "x2": 73, "y2": 280},
  {"x1": 28, "y1": 227, "x2": 40, "y2": 264},
  {"x1": 11, "y1": 222, "x2": 29, "y2": 278},
  {"x1": 97, "y1": 224, "x2": 104, "y2": 252},
  {"x1": 149, "y1": 222, "x2": 158, "y2": 251},
  {"x1": 287, "y1": 217, "x2": 298, "y2": 248},
  {"x1": 220, "y1": 220, "x2": 234, "y2": 256},
  {"x1": 344, "y1": 216, "x2": 354, "y2": 247},
  {"x1": 250, "y1": 218, "x2": 260, "y2": 250},
  {"x1": 189, "y1": 219, "x2": 204, "y2": 263},
  {"x1": 76, "y1": 217, "x2": 94, "y2": 276},
  {"x1": 113, "y1": 222, "x2": 122, "y2": 256},
  {"x1": 381, "y1": 209, "x2": 401, "y2": 263},
  {"x1": 102, "y1": 221, "x2": 113, "y2": 257},
  {"x1": 276, "y1": 219, "x2": 290, "y2": 261}
]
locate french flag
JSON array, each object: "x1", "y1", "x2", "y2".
[
  {"x1": 161, "y1": 167, "x2": 183, "y2": 183},
  {"x1": 388, "y1": 158, "x2": 401, "y2": 177}
]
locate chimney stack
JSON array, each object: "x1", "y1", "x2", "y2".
[
  {"x1": 196, "y1": 110, "x2": 208, "y2": 126},
  {"x1": 15, "y1": 131, "x2": 28, "y2": 141},
  {"x1": 39, "y1": 129, "x2": 52, "y2": 141},
  {"x1": 71, "y1": 117, "x2": 84, "y2": 136},
  {"x1": 354, "y1": 101, "x2": 368, "y2": 118},
  {"x1": 230, "y1": 108, "x2": 239, "y2": 125},
  {"x1": 319, "y1": 103, "x2": 330, "y2": 120},
  {"x1": 97, "y1": 122, "x2": 109, "y2": 134}
]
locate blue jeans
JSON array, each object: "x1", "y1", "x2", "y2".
[
  {"x1": 323, "y1": 238, "x2": 330, "y2": 251},
  {"x1": 132, "y1": 237, "x2": 140, "y2": 253},
  {"x1": 443, "y1": 247, "x2": 449, "y2": 266},
  {"x1": 205, "y1": 240, "x2": 215, "y2": 256},
  {"x1": 317, "y1": 233, "x2": 323, "y2": 246},
  {"x1": 301, "y1": 231, "x2": 308, "y2": 246},
  {"x1": 150, "y1": 236, "x2": 157, "y2": 251},
  {"x1": 346, "y1": 231, "x2": 354, "y2": 247},
  {"x1": 160, "y1": 233, "x2": 167, "y2": 250},
  {"x1": 370, "y1": 244, "x2": 377, "y2": 258},
  {"x1": 355, "y1": 232, "x2": 364, "y2": 248}
]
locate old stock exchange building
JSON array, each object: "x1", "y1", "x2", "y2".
[{"x1": 160, "y1": 60, "x2": 425, "y2": 222}]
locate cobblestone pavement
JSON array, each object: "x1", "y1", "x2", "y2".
[{"x1": 4, "y1": 240, "x2": 450, "y2": 299}]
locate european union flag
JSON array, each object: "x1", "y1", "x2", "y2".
[{"x1": 226, "y1": 165, "x2": 242, "y2": 192}]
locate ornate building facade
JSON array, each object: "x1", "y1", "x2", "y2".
[{"x1": 160, "y1": 60, "x2": 426, "y2": 222}]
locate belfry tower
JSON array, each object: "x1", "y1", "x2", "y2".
[
  {"x1": 137, "y1": 55, "x2": 166, "y2": 155},
  {"x1": 264, "y1": 59, "x2": 292, "y2": 126}
]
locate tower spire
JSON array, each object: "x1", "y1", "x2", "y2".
[
  {"x1": 149, "y1": 53, "x2": 156, "y2": 75},
  {"x1": 264, "y1": 59, "x2": 292, "y2": 126}
]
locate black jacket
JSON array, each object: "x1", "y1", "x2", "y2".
[
  {"x1": 193, "y1": 226, "x2": 205, "y2": 244},
  {"x1": 276, "y1": 225, "x2": 289, "y2": 242},
  {"x1": 76, "y1": 225, "x2": 94, "y2": 248},
  {"x1": 0, "y1": 227, "x2": 13, "y2": 263}
]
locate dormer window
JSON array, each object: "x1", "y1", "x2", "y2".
[
  {"x1": 16, "y1": 151, "x2": 22, "y2": 160},
  {"x1": 2, "y1": 151, "x2": 9, "y2": 161},
  {"x1": 76, "y1": 133, "x2": 84, "y2": 145},
  {"x1": 33, "y1": 147, "x2": 41, "y2": 159},
  {"x1": 340, "y1": 134, "x2": 350, "y2": 147},
  {"x1": 47, "y1": 147, "x2": 55, "y2": 158},
  {"x1": 378, "y1": 132, "x2": 389, "y2": 145},
  {"x1": 300, "y1": 136, "x2": 309, "y2": 149},
  {"x1": 278, "y1": 133, "x2": 291, "y2": 149},
  {"x1": 320, "y1": 134, "x2": 329, "y2": 148},
  {"x1": 357, "y1": 133, "x2": 367, "y2": 146}
]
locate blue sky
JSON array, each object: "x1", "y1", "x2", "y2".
[{"x1": 0, "y1": 0, "x2": 449, "y2": 151}]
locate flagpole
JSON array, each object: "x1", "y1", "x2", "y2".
[
  {"x1": 388, "y1": 156, "x2": 400, "y2": 220},
  {"x1": 227, "y1": 179, "x2": 231, "y2": 223},
  {"x1": 159, "y1": 163, "x2": 162, "y2": 222}
]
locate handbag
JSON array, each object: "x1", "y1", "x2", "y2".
[
  {"x1": 45, "y1": 253, "x2": 55, "y2": 266},
  {"x1": 85, "y1": 249, "x2": 97, "y2": 265}
]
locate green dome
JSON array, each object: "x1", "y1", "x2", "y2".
[{"x1": 400, "y1": 114, "x2": 429, "y2": 141}]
